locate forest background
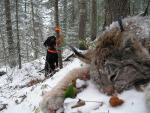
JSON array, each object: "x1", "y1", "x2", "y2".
[{"x1": 0, "y1": 0, "x2": 150, "y2": 69}]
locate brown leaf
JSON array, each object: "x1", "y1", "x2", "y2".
[{"x1": 109, "y1": 96, "x2": 124, "y2": 107}]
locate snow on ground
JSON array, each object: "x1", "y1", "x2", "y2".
[
  {"x1": 0, "y1": 56, "x2": 149, "y2": 113},
  {"x1": 64, "y1": 81, "x2": 148, "y2": 113}
]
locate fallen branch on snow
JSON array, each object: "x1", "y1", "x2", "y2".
[
  {"x1": 0, "y1": 104, "x2": 8, "y2": 111},
  {"x1": 15, "y1": 94, "x2": 27, "y2": 104}
]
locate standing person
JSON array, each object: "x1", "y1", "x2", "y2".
[{"x1": 43, "y1": 36, "x2": 58, "y2": 77}]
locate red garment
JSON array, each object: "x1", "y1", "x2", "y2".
[{"x1": 48, "y1": 49, "x2": 61, "y2": 53}]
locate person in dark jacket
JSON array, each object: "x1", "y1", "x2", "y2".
[{"x1": 44, "y1": 36, "x2": 58, "y2": 77}]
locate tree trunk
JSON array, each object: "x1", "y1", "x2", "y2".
[
  {"x1": 72, "y1": 0, "x2": 79, "y2": 25},
  {"x1": 78, "y1": 0, "x2": 87, "y2": 49},
  {"x1": 31, "y1": 0, "x2": 38, "y2": 59},
  {"x1": 62, "y1": 0, "x2": 67, "y2": 36},
  {"x1": 71, "y1": 0, "x2": 75, "y2": 27},
  {"x1": 90, "y1": 0, "x2": 97, "y2": 41},
  {"x1": 54, "y1": 0, "x2": 63, "y2": 69},
  {"x1": 0, "y1": 33, "x2": 7, "y2": 67},
  {"x1": 104, "y1": 0, "x2": 130, "y2": 28},
  {"x1": 4, "y1": 0, "x2": 16, "y2": 68},
  {"x1": 24, "y1": 0, "x2": 29, "y2": 61},
  {"x1": 16, "y1": 0, "x2": 22, "y2": 69}
]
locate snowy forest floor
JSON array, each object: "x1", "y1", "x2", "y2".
[{"x1": 0, "y1": 49, "x2": 149, "y2": 113}]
